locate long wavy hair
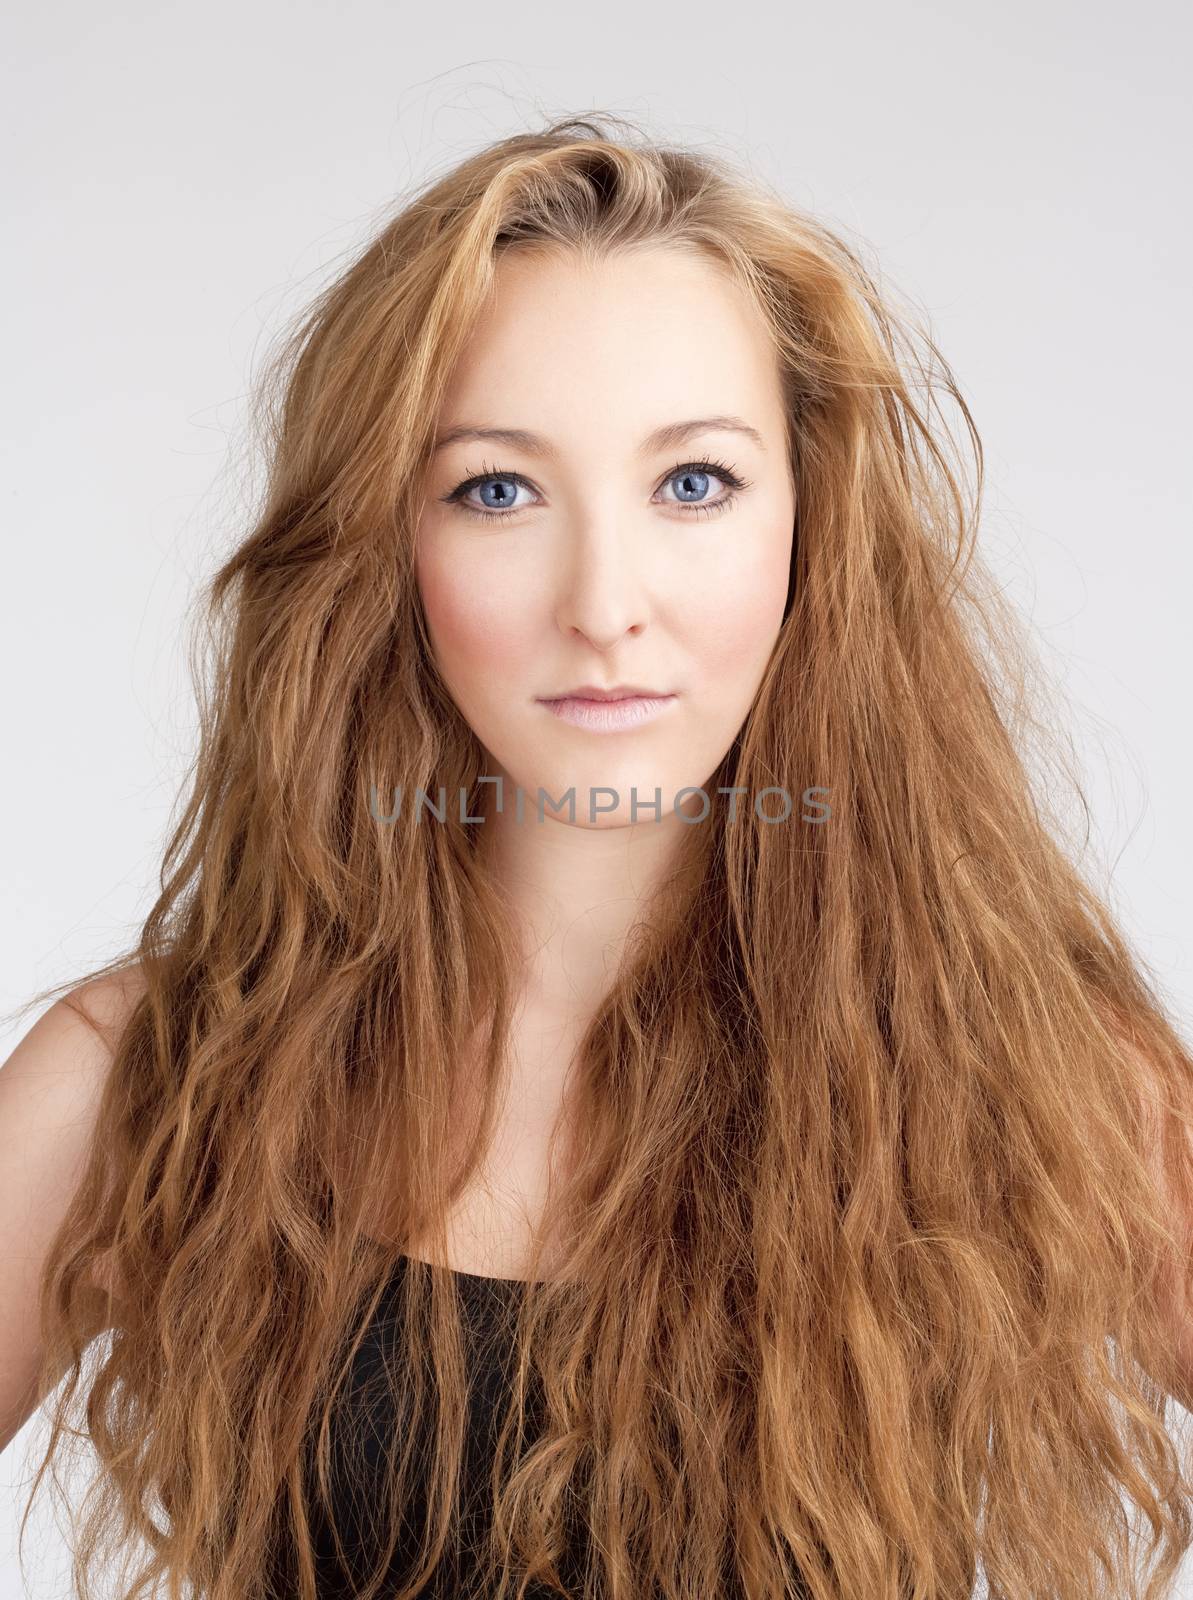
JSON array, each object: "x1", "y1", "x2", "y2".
[{"x1": 12, "y1": 110, "x2": 1193, "y2": 1600}]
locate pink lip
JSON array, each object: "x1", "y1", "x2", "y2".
[{"x1": 537, "y1": 693, "x2": 678, "y2": 732}]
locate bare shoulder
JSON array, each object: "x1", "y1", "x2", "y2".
[
  {"x1": 57, "y1": 964, "x2": 150, "y2": 1052},
  {"x1": 0, "y1": 965, "x2": 148, "y2": 1450},
  {"x1": 0, "y1": 964, "x2": 149, "y2": 1220},
  {"x1": 1, "y1": 964, "x2": 147, "y2": 1094}
]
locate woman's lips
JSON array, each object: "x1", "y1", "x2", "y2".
[{"x1": 536, "y1": 693, "x2": 678, "y2": 732}]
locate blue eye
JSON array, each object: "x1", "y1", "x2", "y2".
[
  {"x1": 450, "y1": 471, "x2": 529, "y2": 518},
  {"x1": 440, "y1": 457, "x2": 750, "y2": 525}
]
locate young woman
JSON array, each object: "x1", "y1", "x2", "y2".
[{"x1": 3, "y1": 112, "x2": 1191, "y2": 1600}]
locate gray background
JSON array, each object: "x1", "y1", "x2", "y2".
[{"x1": 2, "y1": 0, "x2": 1190, "y2": 1592}]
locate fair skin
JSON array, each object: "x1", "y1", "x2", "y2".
[{"x1": 412, "y1": 243, "x2": 796, "y2": 1271}]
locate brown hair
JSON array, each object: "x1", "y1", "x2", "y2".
[{"x1": 12, "y1": 110, "x2": 1193, "y2": 1599}]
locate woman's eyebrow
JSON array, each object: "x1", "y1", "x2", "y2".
[{"x1": 431, "y1": 415, "x2": 766, "y2": 457}]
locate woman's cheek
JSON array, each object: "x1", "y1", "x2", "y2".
[
  {"x1": 682, "y1": 513, "x2": 791, "y2": 644},
  {"x1": 421, "y1": 570, "x2": 537, "y2": 687},
  {"x1": 691, "y1": 576, "x2": 786, "y2": 679}
]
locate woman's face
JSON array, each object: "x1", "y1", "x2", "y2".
[{"x1": 415, "y1": 243, "x2": 796, "y2": 828}]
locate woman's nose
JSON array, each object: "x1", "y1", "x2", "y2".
[{"x1": 551, "y1": 517, "x2": 653, "y2": 650}]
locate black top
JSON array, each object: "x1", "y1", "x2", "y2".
[
  {"x1": 264, "y1": 1253, "x2": 587, "y2": 1598},
  {"x1": 264, "y1": 1258, "x2": 811, "y2": 1598}
]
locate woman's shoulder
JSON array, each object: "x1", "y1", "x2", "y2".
[{"x1": 61, "y1": 962, "x2": 149, "y2": 1049}]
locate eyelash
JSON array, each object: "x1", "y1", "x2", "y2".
[{"x1": 440, "y1": 456, "x2": 750, "y2": 525}]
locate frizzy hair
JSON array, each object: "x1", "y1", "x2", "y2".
[{"x1": 12, "y1": 110, "x2": 1193, "y2": 1600}]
